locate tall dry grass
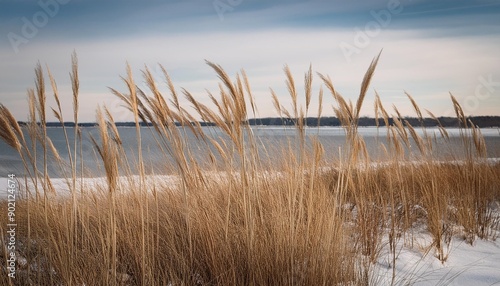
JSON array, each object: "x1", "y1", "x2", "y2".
[{"x1": 1, "y1": 53, "x2": 499, "y2": 285}]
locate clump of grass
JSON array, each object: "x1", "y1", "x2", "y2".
[{"x1": 1, "y1": 53, "x2": 499, "y2": 285}]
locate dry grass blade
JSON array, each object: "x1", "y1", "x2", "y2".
[
  {"x1": 318, "y1": 72, "x2": 354, "y2": 126},
  {"x1": 159, "y1": 65, "x2": 187, "y2": 126},
  {"x1": 47, "y1": 66, "x2": 61, "y2": 111},
  {"x1": 198, "y1": 100, "x2": 227, "y2": 131},
  {"x1": 47, "y1": 137, "x2": 62, "y2": 162},
  {"x1": 34, "y1": 61, "x2": 51, "y2": 197},
  {"x1": 392, "y1": 115, "x2": 409, "y2": 148},
  {"x1": 51, "y1": 108, "x2": 62, "y2": 122},
  {"x1": 450, "y1": 93, "x2": 467, "y2": 127},
  {"x1": 304, "y1": 64, "x2": 313, "y2": 115},
  {"x1": 141, "y1": 67, "x2": 174, "y2": 125},
  {"x1": 35, "y1": 62, "x2": 46, "y2": 124},
  {"x1": 375, "y1": 93, "x2": 389, "y2": 127},
  {"x1": 136, "y1": 88, "x2": 158, "y2": 126},
  {"x1": 281, "y1": 106, "x2": 293, "y2": 120},
  {"x1": 270, "y1": 88, "x2": 282, "y2": 117},
  {"x1": 47, "y1": 63, "x2": 77, "y2": 188},
  {"x1": 388, "y1": 125, "x2": 404, "y2": 157},
  {"x1": 70, "y1": 51, "x2": 80, "y2": 123},
  {"x1": 284, "y1": 65, "x2": 298, "y2": 118},
  {"x1": 143, "y1": 66, "x2": 162, "y2": 103},
  {"x1": 162, "y1": 88, "x2": 199, "y2": 138},
  {"x1": 355, "y1": 50, "x2": 382, "y2": 120},
  {"x1": 109, "y1": 86, "x2": 147, "y2": 125},
  {"x1": 235, "y1": 74, "x2": 247, "y2": 119},
  {"x1": 406, "y1": 92, "x2": 423, "y2": 121},
  {"x1": 219, "y1": 86, "x2": 233, "y2": 121},
  {"x1": 124, "y1": 63, "x2": 140, "y2": 121},
  {"x1": 404, "y1": 119, "x2": 426, "y2": 155},
  {"x1": 332, "y1": 106, "x2": 346, "y2": 126},
  {"x1": 93, "y1": 106, "x2": 119, "y2": 192},
  {"x1": 241, "y1": 69, "x2": 257, "y2": 118},
  {"x1": 0, "y1": 105, "x2": 22, "y2": 150},
  {"x1": 392, "y1": 104, "x2": 403, "y2": 121},
  {"x1": 206, "y1": 89, "x2": 228, "y2": 124},
  {"x1": 374, "y1": 92, "x2": 380, "y2": 128},
  {"x1": 469, "y1": 119, "x2": 487, "y2": 157},
  {"x1": 426, "y1": 109, "x2": 449, "y2": 140},
  {"x1": 28, "y1": 88, "x2": 37, "y2": 124},
  {"x1": 104, "y1": 106, "x2": 123, "y2": 145},
  {"x1": 0, "y1": 103, "x2": 24, "y2": 143},
  {"x1": 109, "y1": 87, "x2": 132, "y2": 111},
  {"x1": 317, "y1": 86, "x2": 323, "y2": 125},
  {"x1": 205, "y1": 60, "x2": 238, "y2": 104}
]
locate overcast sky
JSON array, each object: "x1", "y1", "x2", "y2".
[{"x1": 1, "y1": 0, "x2": 499, "y2": 122}]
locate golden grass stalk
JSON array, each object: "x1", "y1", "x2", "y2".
[
  {"x1": 317, "y1": 86, "x2": 323, "y2": 127},
  {"x1": 375, "y1": 92, "x2": 390, "y2": 127},
  {"x1": 426, "y1": 109, "x2": 449, "y2": 140},
  {"x1": 241, "y1": 69, "x2": 257, "y2": 118},
  {"x1": 318, "y1": 73, "x2": 353, "y2": 127},
  {"x1": 404, "y1": 119, "x2": 426, "y2": 156},
  {"x1": 35, "y1": 63, "x2": 51, "y2": 200},
  {"x1": 47, "y1": 58, "x2": 80, "y2": 283},
  {"x1": 355, "y1": 50, "x2": 381, "y2": 121},
  {"x1": 406, "y1": 92, "x2": 423, "y2": 121},
  {"x1": 304, "y1": 64, "x2": 313, "y2": 118},
  {"x1": 0, "y1": 105, "x2": 22, "y2": 151},
  {"x1": 284, "y1": 65, "x2": 298, "y2": 119}
]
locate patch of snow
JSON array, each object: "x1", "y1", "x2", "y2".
[{"x1": 373, "y1": 234, "x2": 500, "y2": 285}]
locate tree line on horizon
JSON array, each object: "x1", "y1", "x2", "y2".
[{"x1": 17, "y1": 115, "x2": 500, "y2": 128}]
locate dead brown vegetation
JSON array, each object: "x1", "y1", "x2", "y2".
[{"x1": 1, "y1": 53, "x2": 499, "y2": 285}]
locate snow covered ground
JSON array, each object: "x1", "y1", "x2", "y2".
[
  {"x1": 1, "y1": 169, "x2": 499, "y2": 285},
  {"x1": 0, "y1": 175, "x2": 179, "y2": 199},
  {"x1": 373, "y1": 234, "x2": 500, "y2": 285}
]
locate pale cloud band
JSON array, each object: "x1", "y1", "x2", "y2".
[{"x1": 0, "y1": 0, "x2": 499, "y2": 122}]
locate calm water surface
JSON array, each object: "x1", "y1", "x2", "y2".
[{"x1": 0, "y1": 126, "x2": 499, "y2": 178}]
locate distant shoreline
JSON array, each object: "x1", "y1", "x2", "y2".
[{"x1": 17, "y1": 116, "x2": 500, "y2": 128}]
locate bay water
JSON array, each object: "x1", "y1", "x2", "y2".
[{"x1": 0, "y1": 126, "x2": 499, "y2": 179}]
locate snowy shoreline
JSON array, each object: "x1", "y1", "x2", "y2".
[{"x1": 1, "y1": 157, "x2": 499, "y2": 199}]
